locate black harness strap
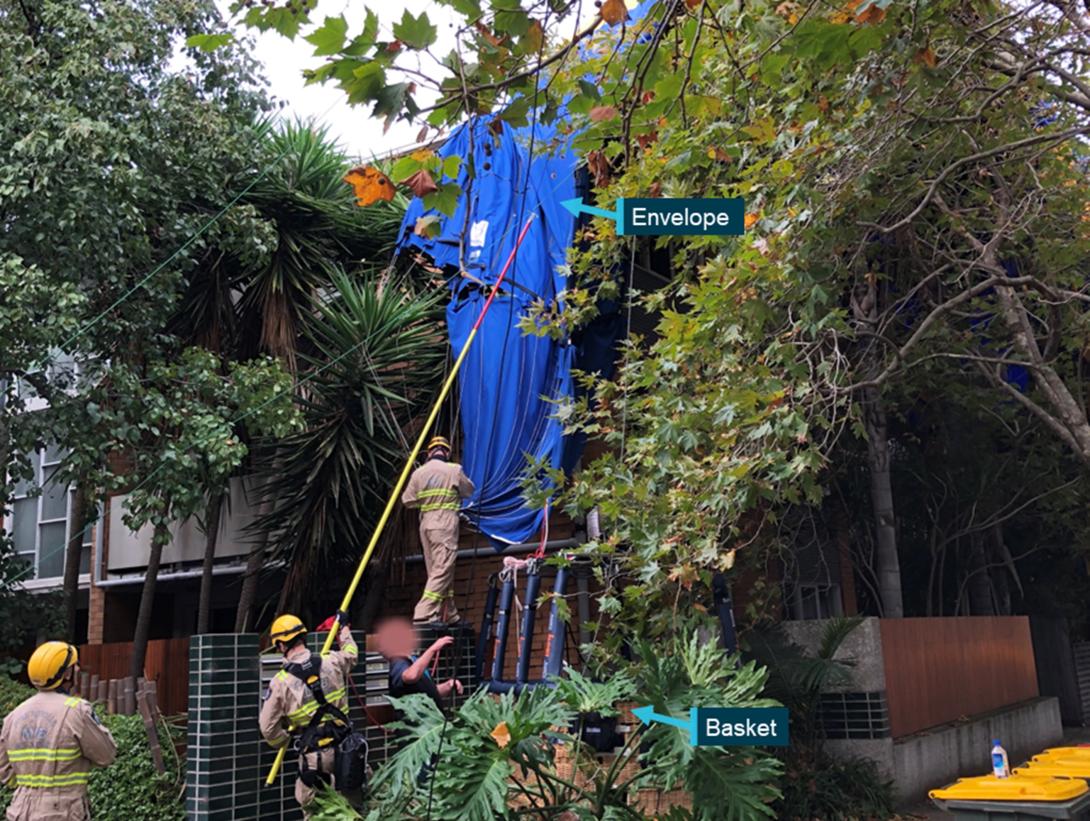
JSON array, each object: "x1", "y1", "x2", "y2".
[{"x1": 283, "y1": 653, "x2": 352, "y2": 785}]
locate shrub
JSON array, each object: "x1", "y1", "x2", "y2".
[
  {"x1": 776, "y1": 753, "x2": 895, "y2": 821},
  {"x1": 0, "y1": 678, "x2": 184, "y2": 819}
]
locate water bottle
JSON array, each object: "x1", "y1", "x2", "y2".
[{"x1": 991, "y1": 739, "x2": 1010, "y2": 778}]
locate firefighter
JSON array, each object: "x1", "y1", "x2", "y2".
[
  {"x1": 259, "y1": 614, "x2": 360, "y2": 816},
  {"x1": 0, "y1": 641, "x2": 117, "y2": 821},
  {"x1": 401, "y1": 435, "x2": 474, "y2": 626}
]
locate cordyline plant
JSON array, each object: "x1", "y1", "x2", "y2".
[{"x1": 363, "y1": 630, "x2": 781, "y2": 820}]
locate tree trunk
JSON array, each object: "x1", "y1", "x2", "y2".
[
  {"x1": 967, "y1": 531, "x2": 995, "y2": 616},
  {"x1": 130, "y1": 522, "x2": 168, "y2": 681},
  {"x1": 63, "y1": 485, "x2": 89, "y2": 643},
  {"x1": 196, "y1": 492, "x2": 224, "y2": 635},
  {"x1": 832, "y1": 509, "x2": 858, "y2": 616},
  {"x1": 861, "y1": 384, "x2": 904, "y2": 617},
  {"x1": 234, "y1": 499, "x2": 272, "y2": 633}
]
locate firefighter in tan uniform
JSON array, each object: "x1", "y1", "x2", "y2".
[
  {"x1": 401, "y1": 435, "x2": 475, "y2": 625},
  {"x1": 0, "y1": 641, "x2": 116, "y2": 821},
  {"x1": 259, "y1": 614, "x2": 360, "y2": 816}
]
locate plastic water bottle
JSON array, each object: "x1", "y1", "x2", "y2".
[{"x1": 991, "y1": 739, "x2": 1011, "y2": 778}]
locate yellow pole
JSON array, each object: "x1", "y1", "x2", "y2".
[{"x1": 265, "y1": 213, "x2": 536, "y2": 785}]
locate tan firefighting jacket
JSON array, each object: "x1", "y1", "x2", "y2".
[
  {"x1": 401, "y1": 458, "x2": 474, "y2": 532},
  {"x1": 259, "y1": 629, "x2": 359, "y2": 753},
  {"x1": 0, "y1": 691, "x2": 117, "y2": 821}
]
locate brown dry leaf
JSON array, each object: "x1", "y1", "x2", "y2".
[
  {"x1": 586, "y1": 149, "x2": 611, "y2": 188},
  {"x1": 600, "y1": 0, "x2": 627, "y2": 25},
  {"x1": 589, "y1": 105, "x2": 620, "y2": 122},
  {"x1": 524, "y1": 19, "x2": 544, "y2": 53},
  {"x1": 491, "y1": 721, "x2": 511, "y2": 748},
  {"x1": 706, "y1": 146, "x2": 731, "y2": 164},
  {"x1": 415, "y1": 125, "x2": 429, "y2": 144},
  {"x1": 649, "y1": 181, "x2": 662, "y2": 197},
  {"x1": 817, "y1": 95, "x2": 830, "y2": 113},
  {"x1": 668, "y1": 564, "x2": 699, "y2": 590},
  {"x1": 414, "y1": 215, "x2": 441, "y2": 238},
  {"x1": 474, "y1": 21, "x2": 504, "y2": 47},
  {"x1": 744, "y1": 212, "x2": 760, "y2": 230},
  {"x1": 854, "y1": 1, "x2": 886, "y2": 24},
  {"x1": 914, "y1": 46, "x2": 937, "y2": 67},
  {"x1": 685, "y1": 0, "x2": 701, "y2": 8},
  {"x1": 344, "y1": 166, "x2": 396, "y2": 207},
  {"x1": 402, "y1": 169, "x2": 439, "y2": 198}
]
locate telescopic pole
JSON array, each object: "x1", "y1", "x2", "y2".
[{"x1": 265, "y1": 213, "x2": 537, "y2": 785}]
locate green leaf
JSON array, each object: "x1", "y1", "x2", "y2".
[
  {"x1": 440, "y1": 0, "x2": 483, "y2": 17},
  {"x1": 498, "y1": 97, "x2": 531, "y2": 127},
  {"x1": 392, "y1": 10, "x2": 438, "y2": 50},
  {"x1": 305, "y1": 15, "x2": 348, "y2": 56},
  {"x1": 423, "y1": 183, "x2": 460, "y2": 216},
  {"x1": 185, "y1": 33, "x2": 233, "y2": 52},
  {"x1": 441, "y1": 155, "x2": 461, "y2": 180},
  {"x1": 343, "y1": 62, "x2": 386, "y2": 105},
  {"x1": 492, "y1": 0, "x2": 530, "y2": 36}
]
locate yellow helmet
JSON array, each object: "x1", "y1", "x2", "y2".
[
  {"x1": 270, "y1": 614, "x2": 306, "y2": 646},
  {"x1": 426, "y1": 435, "x2": 451, "y2": 452},
  {"x1": 28, "y1": 641, "x2": 78, "y2": 690}
]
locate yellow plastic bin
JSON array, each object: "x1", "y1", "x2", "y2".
[
  {"x1": 929, "y1": 774, "x2": 1090, "y2": 820},
  {"x1": 1017, "y1": 760, "x2": 1090, "y2": 781}
]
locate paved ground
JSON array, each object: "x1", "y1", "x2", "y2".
[{"x1": 898, "y1": 726, "x2": 1090, "y2": 819}]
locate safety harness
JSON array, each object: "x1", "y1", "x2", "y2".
[{"x1": 283, "y1": 653, "x2": 367, "y2": 791}]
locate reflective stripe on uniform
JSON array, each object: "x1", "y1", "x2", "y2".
[
  {"x1": 15, "y1": 772, "x2": 91, "y2": 788},
  {"x1": 7, "y1": 747, "x2": 81, "y2": 762},
  {"x1": 422, "y1": 589, "x2": 445, "y2": 602},
  {"x1": 63, "y1": 697, "x2": 81, "y2": 708},
  {"x1": 286, "y1": 687, "x2": 347, "y2": 723},
  {"x1": 420, "y1": 501, "x2": 460, "y2": 513},
  {"x1": 417, "y1": 488, "x2": 458, "y2": 500}
]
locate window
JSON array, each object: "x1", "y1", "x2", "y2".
[
  {"x1": 10, "y1": 447, "x2": 91, "y2": 581},
  {"x1": 788, "y1": 583, "x2": 843, "y2": 620}
]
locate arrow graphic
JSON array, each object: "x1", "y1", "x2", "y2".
[
  {"x1": 561, "y1": 197, "x2": 622, "y2": 228},
  {"x1": 631, "y1": 705, "x2": 697, "y2": 743}
]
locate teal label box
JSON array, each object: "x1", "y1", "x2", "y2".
[
  {"x1": 619, "y1": 197, "x2": 745, "y2": 236},
  {"x1": 693, "y1": 707, "x2": 789, "y2": 747}
]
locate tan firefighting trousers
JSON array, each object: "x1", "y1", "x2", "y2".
[
  {"x1": 295, "y1": 749, "x2": 363, "y2": 818},
  {"x1": 412, "y1": 525, "x2": 459, "y2": 624}
]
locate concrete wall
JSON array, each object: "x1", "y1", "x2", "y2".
[
  {"x1": 781, "y1": 616, "x2": 885, "y2": 692},
  {"x1": 892, "y1": 697, "x2": 1062, "y2": 803},
  {"x1": 780, "y1": 618, "x2": 1063, "y2": 806}
]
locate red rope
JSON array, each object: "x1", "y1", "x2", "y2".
[{"x1": 532, "y1": 501, "x2": 550, "y2": 560}]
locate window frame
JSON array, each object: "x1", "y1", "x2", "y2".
[{"x1": 7, "y1": 447, "x2": 93, "y2": 585}]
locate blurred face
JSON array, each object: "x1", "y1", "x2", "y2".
[{"x1": 376, "y1": 618, "x2": 417, "y2": 659}]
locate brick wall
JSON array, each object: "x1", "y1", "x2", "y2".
[{"x1": 385, "y1": 511, "x2": 588, "y2": 683}]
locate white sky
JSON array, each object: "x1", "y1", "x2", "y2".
[{"x1": 218, "y1": 1, "x2": 461, "y2": 161}]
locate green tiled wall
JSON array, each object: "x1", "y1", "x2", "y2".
[{"x1": 186, "y1": 628, "x2": 478, "y2": 820}]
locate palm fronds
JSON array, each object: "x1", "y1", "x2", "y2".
[{"x1": 253, "y1": 271, "x2": 444, "y2": 585}]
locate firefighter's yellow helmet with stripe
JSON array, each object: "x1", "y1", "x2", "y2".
[
  {"x1": 28, "y1": 641, "x2": 78, "y2": 690},
  {"x1": 426, "y1": 435, "x2": 451, "y2": 452},
  {"x1": 270, "y1": 614, "x2": 307, "y2": 646}
]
